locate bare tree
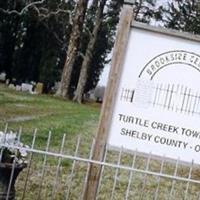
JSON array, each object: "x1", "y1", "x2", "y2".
[
  {"x1": 73, "y1": 0, "x2": 107, "y2": 103},
  {"x1": 57, "y1": 0, "x2": 89, "y2": 98}
]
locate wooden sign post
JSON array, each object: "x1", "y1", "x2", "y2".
[{"x1": 83, "y1": 3, "x2": 134, "y2": 200}]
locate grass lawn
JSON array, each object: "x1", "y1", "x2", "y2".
[
  {"x1": 0, "y1": 84, "x2": 100, "y2": 145},
  {"x1": 0, "y1": 84, "x2": 102, "y2": 199}
]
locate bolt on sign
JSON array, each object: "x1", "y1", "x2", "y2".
[{"x1": 107, "y1": 19, "x2": 200, "y2": 165}]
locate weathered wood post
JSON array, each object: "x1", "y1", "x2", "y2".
[{"x1": 83, "y1": 2, "x2": 134, "y2": 200}]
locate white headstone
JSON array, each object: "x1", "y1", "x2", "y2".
[
  {"x1": 21, "y1": 83, "x2": 33, "y2": 93},
  {"x1": 8, "y1": 84, "x2": 15, "y2": 90},
  {"x1": 0, "y1": 72, "x2": 6, "y2": 81},
  {"x1": 5, "y1": 79, "x2": 10, "y2": 85}
]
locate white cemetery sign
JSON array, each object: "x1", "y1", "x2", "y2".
[
  {"x1": 84, "y1": 5, "x2": 200, "y2": 199},
  {"x1": 107, "y1": 22, "x2": 200, "y2": 165}
]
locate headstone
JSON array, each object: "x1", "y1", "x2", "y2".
[
  {"x1": 94, "y1": 86, "x2": 105, "y2": 102},
  {"x1": 88, "y1": 89, "x2": 96, "y2": 101},
  {"x1": 0, "y1": 72, "x2": 6, "y2": 82},
  {"x1": 52, "y1": 82, "x2": 60, "y2": 94},
  {"x1": 21, "y1": 83, "x2": 33, "y2": 93},
  {"x1": 8, "y1": 84, "x2": 15, "y2": 90},
  {"x1": 5, "y1": 79, "x2": 10, "y2": 85},
  {"x1": 53, "y1": 82, "x2": 60, "y2": 91},
  {"x1": 35, "y1": 82, "x2": 43, "y2": 94}
]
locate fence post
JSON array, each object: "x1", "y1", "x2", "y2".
[{"x1": 83, "y1": 4, "x2": 134, "y2": 200}]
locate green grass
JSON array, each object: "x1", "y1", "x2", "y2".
[
  {"x1": 0, "y1": 83, "x2": 100, "y2": 147},
  {"x1": 0, "y1": 84, "x2": 102, "y2": 199}
]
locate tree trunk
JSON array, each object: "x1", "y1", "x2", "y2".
[
  {"x1": 73, "y1": 0, "x2": 107, "y2": 103},
  {"x1": 57, "y1": 0, "x2": 89, "y2": 98}
]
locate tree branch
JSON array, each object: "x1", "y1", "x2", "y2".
[
  {"x1": 39, "y1": 9, "x2": 73, "y2": 25},
  {"x1": 0, "y1": 0, "x2": 45, "y2": 15},
  {"x1": 0, "y1": 0, "x2": 73, "y2": 25}
]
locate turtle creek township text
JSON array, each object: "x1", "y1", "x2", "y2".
[{"x1": 118, "y1": 114, "x2": 200, "y2": 152}]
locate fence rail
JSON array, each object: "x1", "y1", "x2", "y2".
[{"x1": 0, "y1": 128, "x2": 200, "y2": 200}]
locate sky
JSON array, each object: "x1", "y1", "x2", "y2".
[{"x1": 98, "y1": 64, "x2": 110, "y2": 86}]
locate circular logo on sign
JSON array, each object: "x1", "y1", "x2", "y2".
[{"x1": 139, "y1": 50, "x2": 200, "y2": 80}]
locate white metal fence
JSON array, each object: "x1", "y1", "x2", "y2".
[{"x1": 0, "y1": 128, "x2": 200, "y2": 200}]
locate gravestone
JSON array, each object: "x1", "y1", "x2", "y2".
[
  {"x1": 8, "y1": 84, "x2": 15, "y2": 90},
  {"x1": 35, "y1": 83, "x2": 43, "y2": 94},
  {"x1": 5, "y1": 79, "x2": 10, "y2": 85},
  {"x1": 21, "y1": 83, "x2": 33, "y2": 93},
  {"x1": 0, "y1": 72, "x2": 6, "y2": 82}
]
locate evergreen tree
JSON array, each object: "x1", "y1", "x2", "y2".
[
  {"x1": 0, "y1": 0, "x2": 159, "y2": 96},
  {"x1": 0, "y1": 0, "x2": 74, "y2": 90},
  {"x1": 0, "y1": 0, "x2": 25, "y2": 79},
  {"x1": 163, "y1": 0, "x2": 200, "y2": 34}
]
